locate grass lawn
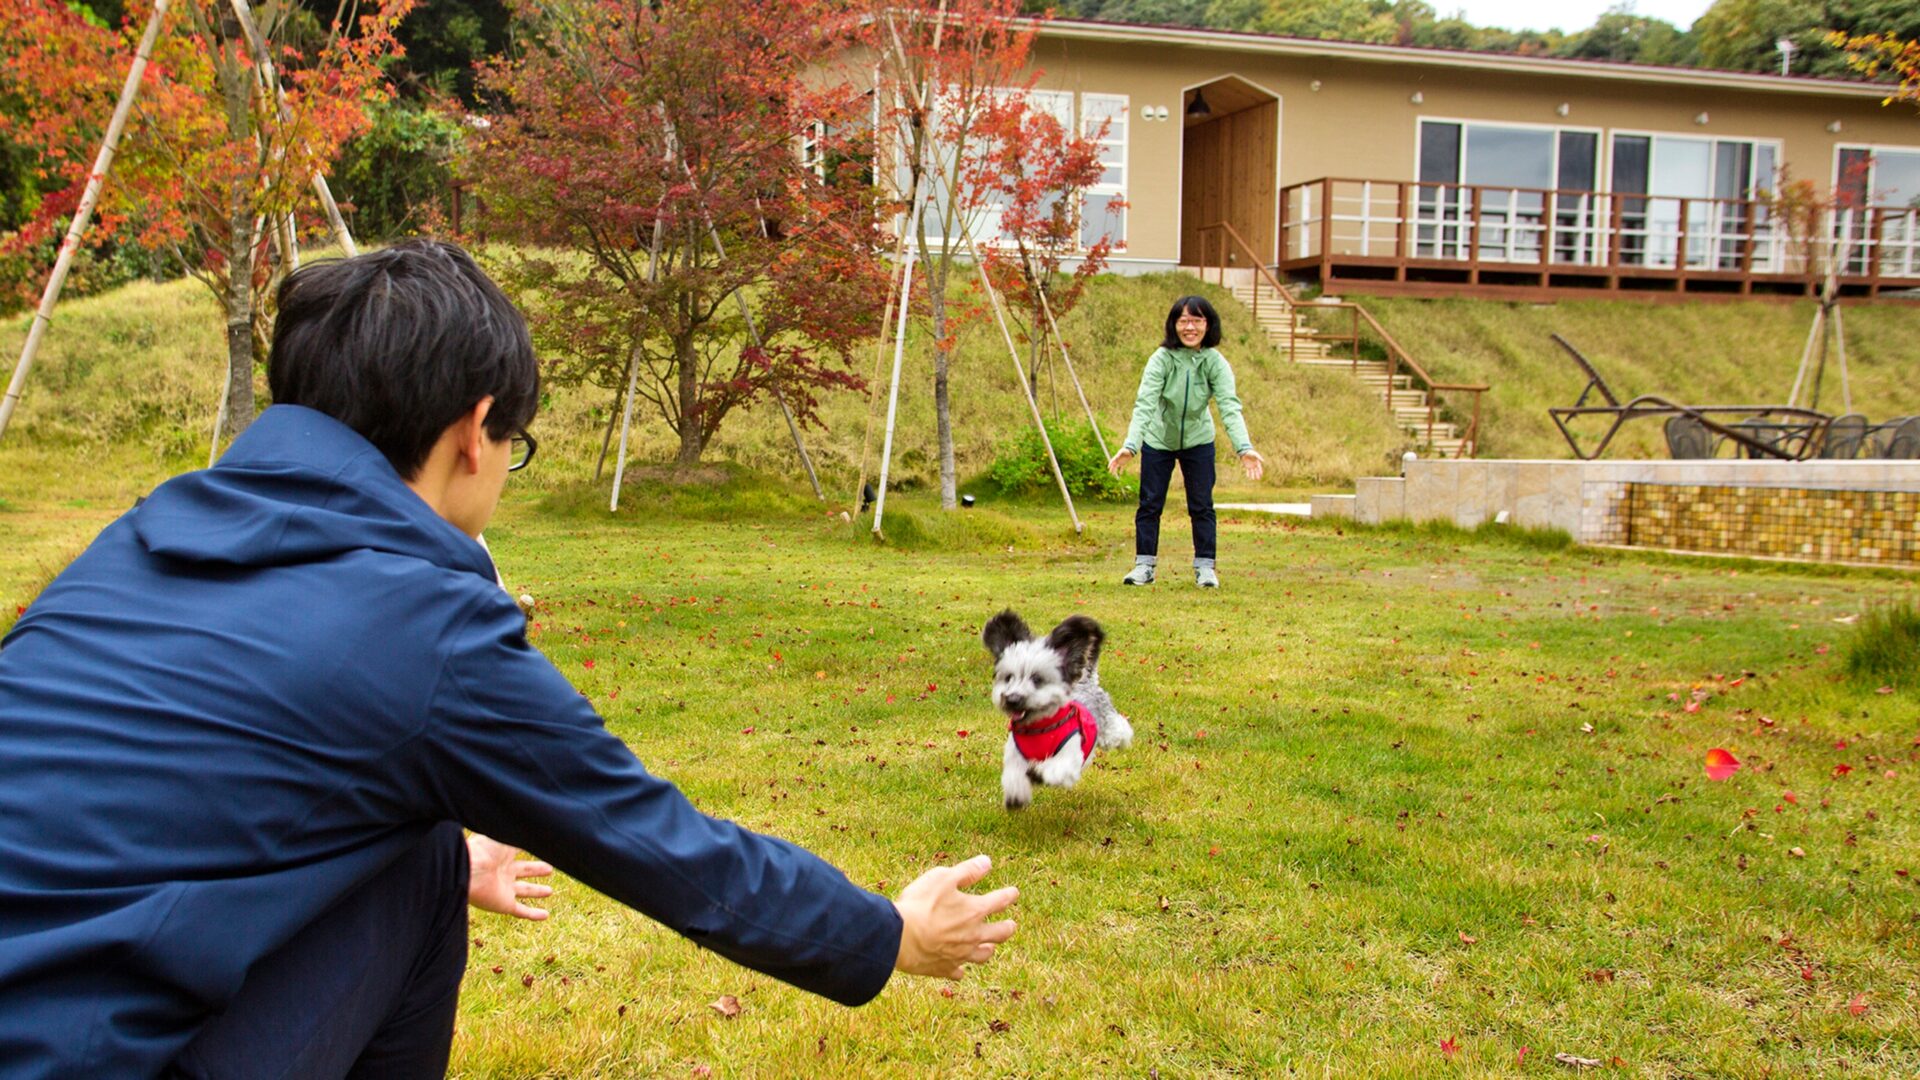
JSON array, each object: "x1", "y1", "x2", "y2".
[
  {"x1": 410, "y1": 481, "x2": 1920, "y2": 1075},
  {"x1": 4, "y1": 458, "x2": 1918, "y2": 1075},
  {"x1": 4, "y1": 269, "x2": 1919, "y2": 1075}
]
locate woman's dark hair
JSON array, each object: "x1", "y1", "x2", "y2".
[
  {"x1": 1161, "y1": 295, "x2": 1222, "y2": 350},
  {"x1": 266, "y1": 239, "x2": 539, "y2": 479}
]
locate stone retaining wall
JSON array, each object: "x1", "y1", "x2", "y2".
[{"x1": 1342, "y1": 459, "x2": 1920, "y2": 568}]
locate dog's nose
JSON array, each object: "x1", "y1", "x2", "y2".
[{"x1": 1002, "y1": 694, "x2": 1025, "y2": 712}]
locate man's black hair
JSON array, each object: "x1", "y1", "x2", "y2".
[
  {"x1": 266, "y1": 239, "x2": 539, "y2": 479},
  {"x1": 1161, "y1": 295, "x2": 1222, "y2": 350}
]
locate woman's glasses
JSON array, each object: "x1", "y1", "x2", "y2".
[{"x1": 508, "y1": 429, "x2": 538, "y2": 472}]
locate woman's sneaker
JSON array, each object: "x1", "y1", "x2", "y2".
[
  {"x1": 1121, "y1": 560, "x2": 1156, "y2": 586},
  {"x1": 1195, "y1": 562, "x2": 1220, "y2": 588}
]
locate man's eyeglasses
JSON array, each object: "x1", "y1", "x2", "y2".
[{"x1": 508, "y1": 429, "x2": 538, "y2": 472}]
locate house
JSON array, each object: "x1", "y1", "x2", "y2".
[{"x1": 1020, "y1": 18, "x2": 1920, "y2": 301}]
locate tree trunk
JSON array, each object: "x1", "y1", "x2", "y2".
[
  {"x1": 930, "y1": 281, "x2": 956, "y2": 510},
  {"x1": 220, "y1": 195, "x2": 256, "y2": 444},
  {"x1": 213, "y1": 27, "x2": 256, "y2": 447},
  {"x1": 674, "y1": 328, "x2": 704, "y2": 469}
]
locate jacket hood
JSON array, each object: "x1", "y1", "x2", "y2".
[{"x1": 132, "y1": 404, "x2": 496, "y2": 579}]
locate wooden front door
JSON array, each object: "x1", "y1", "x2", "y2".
[{"x1": 1180, "y1": 99, "x2": 1278, "y2": 267}]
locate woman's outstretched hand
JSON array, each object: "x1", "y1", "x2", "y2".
[
  {"x1": 1106, "y1": 448, "x2": 1135, "y2": 476},
  {"x1": 1240, "y1": 449, "x2": 1266, "y2": 482},
  {"x1": 893, "y1": 855, "x2": 1019, "y2": 980}
]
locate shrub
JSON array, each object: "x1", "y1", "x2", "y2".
[
  {"x1": 1843, "y1": 599, "x2": 1920, "y2": 689},
  {"x1": 333, "y1": 102, "x2": 466, "y2": 241},
  {"x1": 985, "y1": 420, "x2": 1134, "y2": 501}
]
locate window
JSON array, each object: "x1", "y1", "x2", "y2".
[
  {"x1": 1834, "y1": 145, "x2": 1920, "y2": 276},
  {"x1": 1416, "y1": 119, "x2": 1598, "y2": 263},
  {"x1": 1609, "y1": 132, "x2": 1779, "y2": 270},
  {"x1": 896, "y1": 88, "x2": 1121, "y2": 252},
  {"x1": 1081, "y1": 92, "x2": 1127, "y2": 250}
]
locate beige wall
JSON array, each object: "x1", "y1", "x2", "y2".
[{"x1": 1029, "y1": 35, "x2": 1920, "y2": 269}]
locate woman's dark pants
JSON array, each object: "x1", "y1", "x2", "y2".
[{"x1": 1135, "y1": 442, "x2": 1217, "y2": 561}]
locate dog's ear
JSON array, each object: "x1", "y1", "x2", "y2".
[
  {"x1": 981, "y1": 609, "x2": 1032, "y2": 659},
  {"x1": 1045, "y1": 615, "x2": 1105, "y2": 684}
]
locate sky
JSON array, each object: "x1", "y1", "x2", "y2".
[{"x1": 1437, "y1": 0, "x2": 1718, "y2": 34}]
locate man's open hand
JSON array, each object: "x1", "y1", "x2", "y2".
[
  {"x1": 466, "y1": 833, "x2": 555, "y2": 921},
  {"x1": 893, "y1": 855, "x2": 1019, "y2": 980}
]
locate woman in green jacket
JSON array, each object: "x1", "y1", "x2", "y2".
[{"x1": 1106, "y1": 295, "x2": 1264, "y2": 588}]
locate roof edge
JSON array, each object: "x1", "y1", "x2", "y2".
[{"x1": 1037, "y1": 17, "x2": 1893, "y2": 100}]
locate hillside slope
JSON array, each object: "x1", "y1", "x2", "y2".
[{"x1": 1357, "y1": 295, "x2": 1920, "y2": 460}]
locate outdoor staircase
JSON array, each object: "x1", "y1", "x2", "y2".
[{"x1": 1223, "y1": 283, "x2": 1470, "y2": 458}]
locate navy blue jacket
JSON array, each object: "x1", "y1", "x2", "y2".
[{"x1": 0, "y1": 405, "x2": 901, "y2": 1077}]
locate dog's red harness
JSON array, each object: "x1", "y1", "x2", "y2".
[{"x1": 1010, "y1": 700, "x2": 1097, "y2": 764}]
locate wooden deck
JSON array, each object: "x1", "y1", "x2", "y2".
[{"x1": 1276, "y1": 178, "x2": 1920, "y2": 304}]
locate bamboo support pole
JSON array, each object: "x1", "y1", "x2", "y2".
[
  {"x1": 0, "y1": 0, "x2": 173, "y2": 442},
  {"x1": 1025, "y1": 251, "x2": 1110, "y2": 462},
  {"x1": 963, "y1": 228, "x2": 1081, "y2": 534},
  {"x1": 871, "y1": 2, "x2": 949, "y2": 539},
  {"x1": 224, "y1": 0, "x2": 357, "y2": 256}
]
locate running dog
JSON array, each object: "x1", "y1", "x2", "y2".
[{"x1": 980, "y1": 610, "x2": 1133, "y2": 810}]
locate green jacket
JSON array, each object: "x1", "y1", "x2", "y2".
[{"x1": 1121, "y1": 346, "x2": 1253, "y2": 455}]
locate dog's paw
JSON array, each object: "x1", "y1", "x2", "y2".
[
  {"x1": 1036, "y1": 754, "x2": 1084, "y2": 788},
  {"x1": 1098, "y1": 715, "x2": 1134, "y2": 750},
  {"x1": 1002, "y1": 769, "x2": 1034, "y2": 810}
]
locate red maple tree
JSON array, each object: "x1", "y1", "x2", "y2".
[
  {"x1": 971, "y1": 91, "x2": 1124, "y2": 404},
  {"x1": 470, "y1": 0, "x2": 887, "y2": 472},
  {"x1": 0, "y1": 0, "x2": 411, "y2": 442}
]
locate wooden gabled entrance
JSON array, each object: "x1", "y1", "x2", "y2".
[{"x1": 1179, "y1": 76, "x2": 1279, "y2": 269}]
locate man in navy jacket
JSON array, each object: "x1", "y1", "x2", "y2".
[{"x1": 0, "y1": 241, "x2": 1017, "y2": 1078}]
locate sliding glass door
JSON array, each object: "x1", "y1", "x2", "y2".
[
  {"x1": 1611, "y1": 133, "x2": 1777, "y2": 270},
  {"x1": 1417, "y1": 120, "x2": 1599, "y2": 264}
]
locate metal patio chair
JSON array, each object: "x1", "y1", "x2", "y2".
[
  {"x1": 1817, "y1": 413, "x2": 1869, "y2": 459},
  {"x1": 1547, "y1": 334, "x2": 1833, "y2": 461}
]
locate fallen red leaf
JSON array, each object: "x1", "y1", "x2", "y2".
[
  {"x1": 581, "y1": 659, "x2": 595, "y2": 669},
  {"x1": 709, "y1": 994, "x2": 743, "y2": 1018},
  {"x1": 988, "y1": 1018, "x2": 1010, "y2": 1033},
  {"x1": 1440, "y1": 1036, "x2": 1460, "y2": 1058},
  {"x1": 1802, "y1": 965, "x2": 1815, "y2": 982},
  {"x1": 1833, "y1": 763, "x2": 1854, "y2": 778},
  {"x1": 1849, "y1": 993, "x2": 1868, "y2": 1016},
  {"x1": 1704, "y1": 748, "x2": 1741, "y2": 781},
  {"x1": 1517, "y1": 1046, "x2": 1529, "y2": 1066},
  {"x1": 1783, "y1": 791, "x2": 1798, "y2": 804},
  {"x1": 1458, "y1": 931, "x2": 1478, "y2": 946},
  {"x1": 956, "y1": 730, "x2": 969, "y2": 738}
]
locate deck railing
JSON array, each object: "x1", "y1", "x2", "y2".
[
  {"x1": 1279, "y1": 178, "x2": 1920, "y2": 290},
  {"x1": 1197, "y1": 221, "x2": 1487, "y2": 457}
]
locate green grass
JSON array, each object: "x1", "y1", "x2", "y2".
[
  {"x1": 5, "y1": 273, "x2": 1920, "y2": 1074},
  {"x1": 464, "y1": 491, "x2": 1919, "y2": 1076},
  {"x1": 10, "y1": 463, "x2": 1919, "y2": 1073},
  {"x1": 1844, "y1": 599, "x2": 1920, "y2": 690}
]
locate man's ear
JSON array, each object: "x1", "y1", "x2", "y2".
[{"x1": 457, "y1": 396, "x2": 497, "y2": 475}]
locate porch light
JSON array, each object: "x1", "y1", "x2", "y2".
[
  {"x1": 1409, "y1": 91, "x2": 1424, "y2": 105},
  {"x1": 1694, "y1": 111, "x2": 1709, "y2": 125},
  {"x1": 1310, "y1": 79, "x2": 1322, "y2": 92},
  {"x1": 1827, "y1": 120, "x2": 1843, "y2": 133},
  {"x1": 1556, "y1": 103, "x2": 1570, "y2": 117},
  {"x1": 1186, "y1": 89, "x2": 1212, "y2": 117}
]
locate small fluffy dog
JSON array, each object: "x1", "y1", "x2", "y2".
[{"x1": 981, "y1": 610, "x2": 1134, "y2": 809}]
